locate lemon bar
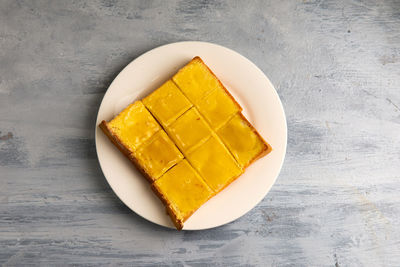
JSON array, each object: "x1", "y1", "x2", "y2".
[
  {"x1": 143, "y1": 80, "x2": 192, "y2": 127},
  {"x1": 152, "y1": 160, "x2": 214, "y2": 230},
  {"x1": 166, "y1": 107, "x2": 212, "y2": 154},
  {"x1": 217, "y1": 113, "x2": 271, "y2": 168},
  {"x1": 172, "y1": 57, "x2": 217, "y2": 104},
  {"x1": 186, "y1": 135, "x2": 243, "y2": 192},
  {"x1": 100, "y1": 101, "x2": 161, "y2": 152},
  {"x1": 133, "y1": 130, "x2": 183, "y2": 181},
  {"x1": 196, "y1": 84, "x2": 241, "y2": 130}
]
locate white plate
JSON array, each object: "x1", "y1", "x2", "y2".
[{"x1": 95, "y1": 41, "x2": 287, "y2": 230}]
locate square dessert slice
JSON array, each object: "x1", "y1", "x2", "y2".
[
  {"x1": 217, "y1": 113, "x2": 272, "y2": 168},
  {"x1": 173, "y1": 57, "x2": 238, "y2": 107},
  {"x1": 152, "y1": 160, "x2": 214, "y2": 230},
  {"x1": 133, "y1": 130, "x2": 184, "y2": 181},
  {"x1": 172, "y1": 57, "x2": 215, "y2": 104},
  {"x1": 143, "y1": 80, "x2": 192, "y2": 127},
  {"x1": 166, "y1": 107, "x2": 212, "y2": 154},
  {"x1": 186, "y1": 135, "x2": 243, "y2": 192},
  {"x1": 196, "y1": 85, "x2": 241, "y2": 130},
  {"x1": 99, "y1": 101, "x2": 161, "y2": 153}
]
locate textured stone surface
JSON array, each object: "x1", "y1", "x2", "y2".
[{"x1": 1, "y1": 0, "x2": 399, "y2": 266}]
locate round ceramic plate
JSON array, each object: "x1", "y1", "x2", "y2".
[{"x1": 95, "y1": 41, "x2": 287, "y2": 230}]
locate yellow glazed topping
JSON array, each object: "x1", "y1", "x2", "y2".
[
  {"x1": 172, "y1": 57, "x2": 221, "y2": 104},
  {"x1": 196, "y1": 87, "x2": 241, "y2": 130},
  {"x1": 186, "y1": 135, "x2": 243, "y2": 192},
  {"x1": 166, "y1": 107, "x2": 212, "y2": 154},
  {"x1": 154, "y1": 160, "x2": 214, "y2": 222},
  {"x1": 133, "y1": 130, "x2": 183, "y2": 181},
  {"x1": 217, "y1": 114, "x2": 268, "y2": 167},
  {"x1": 143, "y1": 80, "x2": 192, "y2": 126},
  {"x1": 108, "y1": 101, "x2": 161, "y2": 152},
  {"x1": 100, "y1": 57, "x2": 272, "y2": 230}
]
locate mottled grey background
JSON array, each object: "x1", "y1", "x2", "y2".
[{"x1": 1, "y1": 0, "x2": 400, "y2": 266}]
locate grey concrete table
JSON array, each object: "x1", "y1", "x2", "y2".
[{"x1": 1, "y1": 1, "x2": 399, "y2": 266}]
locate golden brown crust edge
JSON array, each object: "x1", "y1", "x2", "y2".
[
  {"x1": 151, "y1": 180, "x2": 216, "y2": 230},
  {"x1": 237, "y1": 112, "x2": 272, "y2": 169},
  {"x1": 191, "y1": 56, "x2": 243, "y2": 112},
  {"x1": 99, "y1": 121, "x2": 154, "y2": 183},
  {"x1": 150, "y1": 182, "x2": 184, "y2": 230}
]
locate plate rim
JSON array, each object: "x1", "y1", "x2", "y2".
[{"x1": 94, "y1": 41, "x2": 287, "y2": 230}]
